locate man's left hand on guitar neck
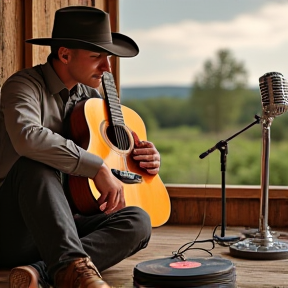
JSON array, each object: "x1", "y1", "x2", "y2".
[{"x1": 131, "y1": 131, "x2": 161, "y2": 175}]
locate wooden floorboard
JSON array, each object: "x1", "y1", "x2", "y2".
[
  {"x1": 102, "y1": 224, "x2": 288, "y2": 288},
  {"x1": 1, "y1": 224, "x2": 288, "y2": 287}
]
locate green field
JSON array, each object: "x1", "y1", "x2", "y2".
[{"x1": 149, "y1": 126, "x2": 288, "y2": 186}]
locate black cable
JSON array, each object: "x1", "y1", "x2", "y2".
[{"x1": 171, "y1": 224, "x2": 241, "y2": 260}]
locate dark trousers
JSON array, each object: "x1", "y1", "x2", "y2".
[{"x1": 0, "y1": 157, "x2": 151, "y2": 283}]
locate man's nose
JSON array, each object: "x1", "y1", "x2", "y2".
[{"x1": 101, "y1": 56, "x2": 111, "y2": 72}]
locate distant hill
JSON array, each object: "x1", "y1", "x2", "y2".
[
  {"x1": 120, "y1": 85, "x2": 259, "y2": 101},
  {"x1": 120, "y1": 85, "x2": 192, "y2": 100}
]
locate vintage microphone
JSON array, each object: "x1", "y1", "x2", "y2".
[
  {"x1": 260, "y1": 72, "x2": 288, "y2": 117},
  {"x1": 230, "y1": 72, "x2": 288, "y2": 259}
]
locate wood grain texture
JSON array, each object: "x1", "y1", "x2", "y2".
[
  {"x1": 2, "y1": 225, "x2": 287, "y2": 288},
  {"x1": 0, "y1": 0, "x2": 24, "y2": 87},
  {"x1": 166, "y1": 185, "x2": 288, "y2": 227}
]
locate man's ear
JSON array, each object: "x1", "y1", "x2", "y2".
[{"x1": 58, "y1": 47, "x2": 70, "y2": 64}]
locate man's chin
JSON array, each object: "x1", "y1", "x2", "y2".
[{"x1": 83, "y1": 80, "x2": 101, "y2": 89}]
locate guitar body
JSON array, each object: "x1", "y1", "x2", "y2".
[{"x1": 68, "y1": 97, "x2": 171, "y2": 227}]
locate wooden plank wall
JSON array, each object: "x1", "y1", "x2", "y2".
[
  {"x1": 166, "y1": 184, "x2": 288, "y2": 228},
  {"x1": 0, "y1": 0, "x2": 119, "y2": 89},
  {"x1": 31, "y1": 0, "x2": 97, "y2": 66},
  {"x1": 0, "y1": 0, "x2": 25, "y2": 88}
]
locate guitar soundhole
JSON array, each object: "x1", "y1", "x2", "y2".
[{"x1": 106, "y1": 125, "x2": 130, "y2": 150}]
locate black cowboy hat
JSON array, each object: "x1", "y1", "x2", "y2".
[{"x1": 26, "y1": 6, "x2": 139, "y2": 57}]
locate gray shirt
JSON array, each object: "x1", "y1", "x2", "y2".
[{"x1": 0, "y1": 60, "x2": 103, "y2": 187}]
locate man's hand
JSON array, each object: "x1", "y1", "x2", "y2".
[
  {"x1": 131, "y1": 131, "x2": 161, "y2": 175},
  {"x1": 93, "y1": 163, "x2": 125, "y2": 214}
]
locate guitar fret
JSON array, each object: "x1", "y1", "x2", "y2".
[
  {"x1": 109, "y1": 107, "x2": 122, "y2": 114},
  {"x1": 111, "y1": 115, "x2": 124, "y2": 122},
  {"x1": 110, "y1": 109, "x2": 122, "y2": 115},
  {"x1": 109, "y1": 101, "x2": 120, "y2": 106},
  {"x1": 102, "y1": 74, "x2": 126, "y2": 127},
  {"x1": 108, "y1": 99, "x2": 119, "y2": 106}
]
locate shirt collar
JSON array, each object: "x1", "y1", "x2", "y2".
[
  {"x1": 41, "y1": 55, "x2": 93, "y2": 101},
  {"x1": 41, "y1": 60, "x2": 66, "y2": 96}
]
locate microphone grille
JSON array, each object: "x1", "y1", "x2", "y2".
[{"x1": 259, "y1": 71, "x2": 288, "y2": 117}]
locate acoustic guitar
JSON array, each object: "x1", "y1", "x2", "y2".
[{"x1": 68, "y1": 72, "x2": 171, "y2": 227}]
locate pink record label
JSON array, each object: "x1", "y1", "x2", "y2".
[{"x1": 169, "y1": 261, "x2": 202, "y2": 269}]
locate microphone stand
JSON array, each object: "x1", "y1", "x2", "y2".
[
  {"x1": 199, "y1": 115, "x2": 261, "y2": 242},
  {"x1": 229, "y1": 114, "x2": 288, "y2": 260}
]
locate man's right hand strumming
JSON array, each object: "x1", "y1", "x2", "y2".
[{"x1": 93, "y1": 163, "x2": 125, "y2": 214}]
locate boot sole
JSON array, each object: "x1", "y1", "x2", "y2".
[{"x1": 9, "y1": 267, "x2": 39, "y2": 288}]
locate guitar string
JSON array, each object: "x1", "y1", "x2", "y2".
[
  {"x1": 113, "y1": 105, "x2": 128, "y2": 150},
  {"x1": 105, "y1": 73, "x2": 150, "y2": 174},
  {"x1": 106, "y1": 80, "x2": 124, "y2": 150},
  {"x1": 106, "y1": 79, "x2": 130, "y2": 167}
]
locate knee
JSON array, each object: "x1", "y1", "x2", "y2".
[
  {"x1": 123, "y1": 206, "x2": 152, "y2": 246},
  {"x1": 13, "y1": 157, "x2": 61, "y2": 185},
  {"x1": 7, "y1": 157, "x2": 62, "y2": 200},
  {"x1": 17, "y1": 157, "x2": 58, "y2": 177}
]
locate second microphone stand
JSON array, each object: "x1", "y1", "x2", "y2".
[
  {"x1": 229, "y1": 115, "x2": 288, "y2": 260},
  {"x1": 199, "y1": 115, "x2": 261, "y2": 242}
]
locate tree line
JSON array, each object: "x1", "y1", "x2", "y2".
[
  {"x1": 123, "y1": 49, "x2": 288, "y2": 142},
  {"x1": 121, "y1": 49, "x2": 288, "y2": 185}
]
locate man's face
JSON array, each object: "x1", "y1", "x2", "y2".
[{"x1": 66, "y1": 49, "x2": 111, "y2": 88}]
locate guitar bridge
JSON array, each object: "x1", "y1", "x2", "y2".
[{"x1": 111, "y1": 169, "x2": 142, "y2": 184}]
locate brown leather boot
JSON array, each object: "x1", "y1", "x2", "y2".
[
  {"x1": 54, "y1": 257, "x2": 111, "y2": 288},
  {"x1": 9, "y1": 265, "x2": 49, "y2": 288}
]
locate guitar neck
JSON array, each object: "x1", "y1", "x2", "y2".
[{"x1": 102, "y1": 72, "x2": 125, "y2": 126}]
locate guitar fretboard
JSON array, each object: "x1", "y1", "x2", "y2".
[{"x1": 102, "y1": 72, "x2": 125, "y2": 127}]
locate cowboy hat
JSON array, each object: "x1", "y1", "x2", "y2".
[{"x1": 26, "y1": 6, "x2": 139, "y2": 57}]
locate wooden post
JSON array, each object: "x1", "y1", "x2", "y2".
[
  {"x1": 0, "y1": 0, "x2": 25, "y2": 87},
  {"x1": 97, "y1": 0, "x2": 120, "y2": 95},
  {"x1": 24, "y1": 0, "x2": 33, "y2": 68}
]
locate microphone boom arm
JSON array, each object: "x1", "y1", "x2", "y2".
[{"x1": 199, "y1": 115, "x2": 261, "y2": 159}]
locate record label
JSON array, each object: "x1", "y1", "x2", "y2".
[{"x1": 169, "y1": 261, "x2": 201, "y2": 269}]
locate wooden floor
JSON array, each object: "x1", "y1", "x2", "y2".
[
  {"x1": 1, "y1": 224, "x2": 288, "y2": 287},
  {"x1": 103, "y1": 225, "x2": 288, "y2": 288}
]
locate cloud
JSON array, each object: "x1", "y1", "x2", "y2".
[{"x1": 120, "y1": 2, "x2": 288, "y2": 87}]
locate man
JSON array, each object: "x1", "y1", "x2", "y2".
[{"x1": 0, "y1": 6, "x2": 161, "y2": 288}]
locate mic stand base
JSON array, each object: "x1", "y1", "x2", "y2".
[
  {"x1": 229, "y1": 227, "x2": 288, "y2": 260},
  {"x1": 241, "y1": 227, "x2": 288, "y2": 240},
  {"x1": 214, "y1": 235, "x2": 241, "y2": 243}
]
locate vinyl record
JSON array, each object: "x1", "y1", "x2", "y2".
[{"x1": 133, "y1": 256, "x2": 236, "y2": 288}]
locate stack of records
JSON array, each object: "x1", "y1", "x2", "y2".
[{"x1": 134, "y1": 256, "x2": 236, "y2": 288}]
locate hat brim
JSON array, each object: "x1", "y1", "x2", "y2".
[{"x1": 25, "y1": 32, "x2": 139, "y2": 58}]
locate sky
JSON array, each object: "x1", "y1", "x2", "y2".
[{"x1": 119, "y1": 0, "x2": 288, "y2": 88}]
